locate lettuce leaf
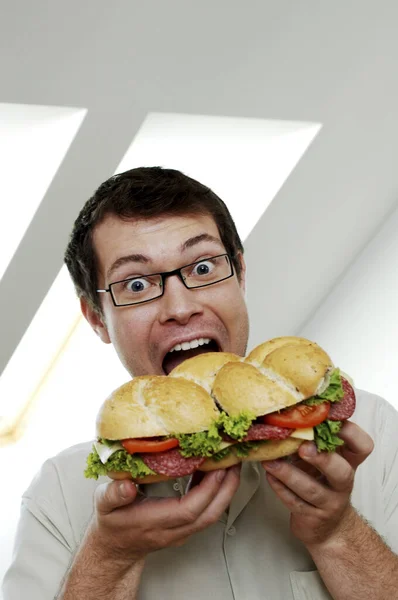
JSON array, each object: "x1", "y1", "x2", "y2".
[
  {"x1": 314, "y1": 420, "x2": 344, "y2": 452},
  {"x1": 212, "y1": 447, "x2": 232, "y2": 462},
  {"x1": 216, "y1": 410, "x2": 256, "y2": 440},
  {"x1": 177, "y1": 421, "x2": 222, "y2": 457},
  {"x1": 234, "y1": 440, "x2": 261, "y2": 457},
  {"x1": 211, "y1": 440, "x2": 264, "y2": 461},
  {"x1": 304, "y1": 369, "x2": 344, "y2": 406},
  {"x1": 98, "y1": 438, "x2": 116, "y2": 447},
  {"x1": 84, "y1": 446, "x2": 155, "y2": 480}
]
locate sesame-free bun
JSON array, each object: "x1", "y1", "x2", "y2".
[
  {"x1": 169, "y1": 351, "x2": 242, "y2": 393},
  {"x1": 212, "y1": 337, "x2": 334, "y2": 418},
  {"x1": 245, "y1": 336, "x2": 319, "y2": 366},
  {"x1": 199, "y1": 437, "x2": 304, "y2": 471},
  {"x1": 96, "y1": 375, "x2": 221, "y2": 440},
  {"x1": 245, "y1": 337, "x2": 333, "y2": 398}
]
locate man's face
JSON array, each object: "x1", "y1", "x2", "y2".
[{"x1": 84, "y1": 213, "x2": 249, "y2": 377}]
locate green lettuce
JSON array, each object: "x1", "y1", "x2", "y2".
[
  {"x1": 98, "y1": 438, "x2": 116, "y2": 447},
  {"x1": 234, "y1": 440, "x2": 261, "y2": 457},
  {"x1": 304, "y1": 369, "x2": 344, "y2": 406},
  {"x1": 314, "y1": 420, "x2": 344, "y2": 452},
  {"x1": 84, "y1": 446, "x2": 156, "y2": 480},
  {"x1": 177, "y1": 421, "x2": 223, "y2": 457},
  {"x1": 306, "y1": 369, "x2": 344, "y2": 404},
  {"x1": 212, "y1": 447, "x2": 233, "y2": 462},
  {"x1": 216, "y1": 410, "x2": 256, "y2": 440},
  {"x1": 211, "y1": 440, "x2": 264, "y2": 461}
]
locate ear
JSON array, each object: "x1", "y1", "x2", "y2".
[
  {"x1": 80, "y1": 297, "x2": 111, "y2": 344},
  {"x1": 236, "y1": 252, "x2": 247, "y2": 295}
]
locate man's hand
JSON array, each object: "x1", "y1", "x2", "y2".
[
  {"x1": 261, "y1": 421, "x2": 374, "y2": 547},
  {"x1": 88, "y1": 465, "x2": 241, "y2": 564}
]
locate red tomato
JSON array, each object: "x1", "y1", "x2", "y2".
[
  {"x1": 264, "y1": 402, "x2": 330, "y2": 428},
  {"x1": 121, "y1": 437, "x2": 179, "y2": 454}
]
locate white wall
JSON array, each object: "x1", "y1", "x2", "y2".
[{"x1": 300, "y1": 201, "x2": 398, "y2": 410}]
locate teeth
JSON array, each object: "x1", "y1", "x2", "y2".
[{"x1": 169, "y1": 338, "x2": 211, "y2": 353}]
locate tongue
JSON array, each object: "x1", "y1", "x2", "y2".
[{"x1": 163, "y1": 342, "x2": 218, "y2": 375}]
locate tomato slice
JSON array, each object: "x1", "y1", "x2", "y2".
[
  {"x1": 121, "y1": 437, "x2": 179, "y2": 454},
  {"x1": 263, "y1": 402, "x2": 330, "y2": 428}
]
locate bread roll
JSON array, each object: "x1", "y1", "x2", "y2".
[
  {"x1": 96, "y1": 375, "x2": 220, "y2": 440},
  {"x1": 212, "y1": 337, "x2": 334, "y2": 417},
  {"x1": 245, "y1": 338, "x2": 333, "y2": 397},
  {"x1": 94, "y1": 336, "x2": 336, "y2": 483},
  {"x1": 169, "y1": 351, "x2": 242, "y2": 393}
]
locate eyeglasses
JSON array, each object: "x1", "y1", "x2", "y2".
[{"x1": 97, "y1": 253, "x2": 234, "y2": 307}]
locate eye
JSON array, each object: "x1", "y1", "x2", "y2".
[
  {"x1": 191, "y1": 260, "x2": 215, "y2": 276},
  {"x1": 125, "y1": 277, "x2": 151, "y2": 293}
]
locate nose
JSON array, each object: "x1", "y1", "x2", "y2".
[{"x1": 157, "y1": 274, "x2": 203, "y2": 325}]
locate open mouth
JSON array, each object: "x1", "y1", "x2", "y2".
[{"x1": 162, "y1": 339, "x2": 219, "y2": 375}]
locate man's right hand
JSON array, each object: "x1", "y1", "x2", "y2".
[{"x1": 89, "y1": 465, "x2": 241, "y2": 563}]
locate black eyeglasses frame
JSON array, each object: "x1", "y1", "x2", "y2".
[{"x1": 96, "y1": 253, "x2": 234, "y2": 307}]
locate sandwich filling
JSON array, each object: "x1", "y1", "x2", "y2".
[{"x1": 85, "y1": 369, "x2": 355, "y2": 481}]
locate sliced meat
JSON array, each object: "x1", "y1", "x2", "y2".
[
  {"x1": 141, "y1": 448, "x2": 206, "y2": 477},
  {"x1": 328, "y1": 378, "x2": 356, "y2": 421},
  {"x1": 242, "y1": 423, "x2": 293, "y2": 441},
  {"x1": 221, "y1": 433, "x2": 236, "y2": 443}
]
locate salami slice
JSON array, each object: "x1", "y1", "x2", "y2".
[
  {"x1": 141, "y1": 448, "x2": 205, "y2": 477},
  {"x1": 328, "y1": 378, "x2": 356, "y2": 421},
  {"x1": 242, "y1": 423, "x2": 293, "y2": 441}
]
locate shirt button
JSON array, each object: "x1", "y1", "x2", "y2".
[
  {"x1": 173, "y1": 482, "x2": 182, "y2": 492},
  {"x1": 227, "y1": 526, "x2": 236, "y2": 536}
]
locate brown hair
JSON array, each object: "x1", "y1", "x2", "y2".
[{"x1": 64, "y1": 167, "x2": 244, "y2": 314}]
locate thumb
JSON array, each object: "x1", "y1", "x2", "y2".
[{"x1": 96, "y1": 479, "x2": 138, "y2": 515}]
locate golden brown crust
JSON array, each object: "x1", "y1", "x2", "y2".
[
  {"x1": 261, "y1": 342, "x2": 333, "y2": 397},
  {"x1": 245, "y1": 336, "x2": 318, "y2": 366},
  {"x1": 244, "y1": 337, "x2": 334, "y2": 398},
  {"x1": 169, "y1": 351, "x2": 242, "y2": 393},
  {"x1": 96, "y1": 375, "x2": 220, "y2": 440},
  {"x1": 213, "y1": 361, "x2": 300, "y2": 417}
]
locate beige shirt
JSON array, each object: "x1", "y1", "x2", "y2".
[{"x1": 2, "y1": 388, "x2": 398, "y2": 600}]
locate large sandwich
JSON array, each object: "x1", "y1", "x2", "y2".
[{"x1": 85, "y1": 336, "x2": 356, "y2": 483}]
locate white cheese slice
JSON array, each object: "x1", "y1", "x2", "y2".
[
  {"x1": 218, "y1": 440, "x2": 237, "y2": 450},
  {"x1": 290, "y1": 427, "x2": 314, "y2": 440},
  {"x1": 94, "y1": 440, "x2": 124, "y2": 464}
]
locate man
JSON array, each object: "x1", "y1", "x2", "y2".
[{"x1": 2, "y1": 167, "x2": 398, "y2": 600}]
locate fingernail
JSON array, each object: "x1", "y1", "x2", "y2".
[
  {"x1": 216, "y1": 469, "x2": 226, "y2": 482},
  {"x1": 263, "y1": 460, "x2": 282, "y2": 470},
  {"x1": 302, "y1": 444, "x2": 318, "y2": 458},
  {"x1": 119, "y1": 482, "x2": 130, "y2": 498}
]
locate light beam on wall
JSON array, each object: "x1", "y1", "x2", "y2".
[
  {"x1": 0, "y1": 103, "x2": 87, "y2": 281},
  {"x1": 0, "y1": 112, "x2": 321, "y2": 446}
]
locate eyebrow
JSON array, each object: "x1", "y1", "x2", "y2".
[{"x1": 106, "y1": 233, "x2": 224, "y2": 281}]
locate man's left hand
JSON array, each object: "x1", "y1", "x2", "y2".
[{"x1": 261, "y1": 421, "x2": 374, "y2": 548}]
